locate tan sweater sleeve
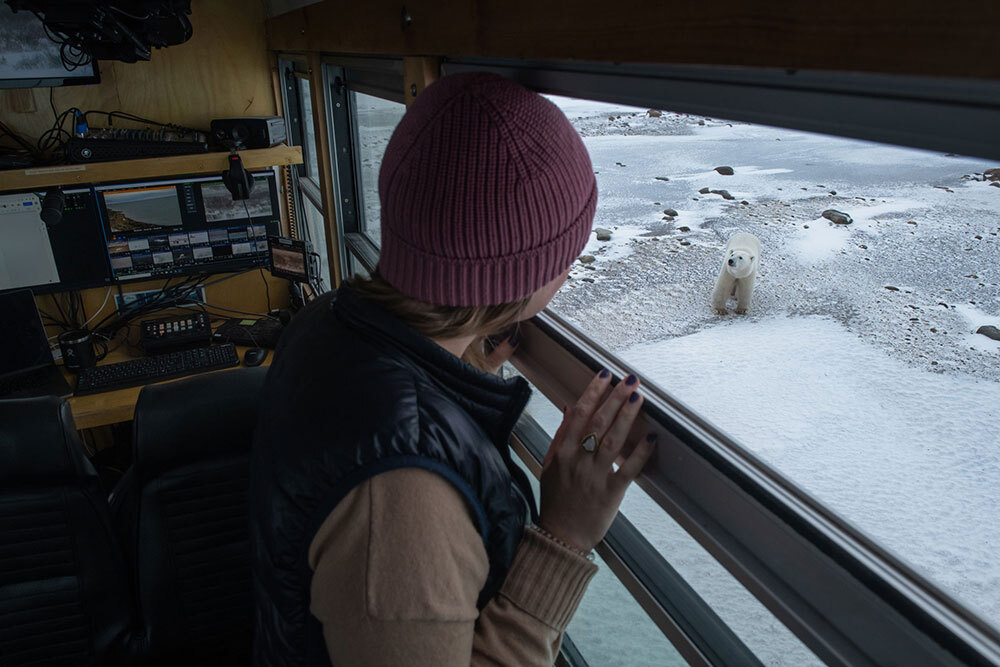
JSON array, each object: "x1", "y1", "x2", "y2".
[{"x1": 308, "y1": 467, "x2": 597, "y2": 667}]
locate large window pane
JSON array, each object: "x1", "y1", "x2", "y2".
[
  {"x1": 520, "y1": 385, "x2": 820, "y2": 667},
  {"x1": 352, "y1": 91, "x2": 405, "y2": 247},
  {"x1": 543, "y1": 94, "x2": 1000, "y2": 630},
  {"x1": 298, "y1": 78, "x2": 319, "y2": 181}
]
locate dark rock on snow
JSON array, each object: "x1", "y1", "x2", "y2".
[
  {"x1": 976, "y1": 325, "x2": 1000, "y2": 341},
  {"x1": 822, "y1": 209, "x2": 853, "y2": 225},
  {"x1": 714, "y1": 166, "x2": 734, "y2": 175},
  {"x1": 698, "y1": 187, "x2": 710, "y2": 194},
  {"x1": 594, "y1": 228, "x2": 612, "y2": 241},
  {"x1": 579, "y1": 255, "x2": 596, "y2": 264},
  {"x1": 663, "y1": 208, "x2": 678, "y2": 217},
  {"x1": 710, "y1": 189, "x2": 735, "y2": 200}
]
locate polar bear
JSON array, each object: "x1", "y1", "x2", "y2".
[{"x1": 711, "y1": 233, "x2": 760, "y2": 314}]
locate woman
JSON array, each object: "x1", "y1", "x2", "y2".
[{"x1": 251, "y1": 72, "x2": 656, "y2": 666}]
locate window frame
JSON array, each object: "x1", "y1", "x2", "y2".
[{"x1": 322, "y1": 57, "x2": 404, "y2": 276}]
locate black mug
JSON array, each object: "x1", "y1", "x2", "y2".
[{"x1": 59, "y1": 329, "x2": 96, "y2": 372}]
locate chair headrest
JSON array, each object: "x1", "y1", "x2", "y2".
[
  {"x1": 133, "y1": 366, "x2": 268, "y2": 478},
  {"x1": 0, "y1": 396, "x2": 93, "y2": 484}
]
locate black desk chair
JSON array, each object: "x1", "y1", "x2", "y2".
[
  {"x1": 0, "y1": 396, "x2": 132, "y2": 667},
  {"x1": 110, "y1": 367, "x2": 267, "y2": 666}
]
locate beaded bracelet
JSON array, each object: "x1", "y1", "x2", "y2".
[{"x1": 527, "y1": 523, "x2": 596, "y2": 562}]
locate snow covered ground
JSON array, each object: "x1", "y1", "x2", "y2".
[{"x1": 533, "y1": 96, "x2": 1000, "y2": 665}]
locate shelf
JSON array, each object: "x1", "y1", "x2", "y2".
[{"x1": 0, "y1": 144, "x2": 303, "y2": 191}]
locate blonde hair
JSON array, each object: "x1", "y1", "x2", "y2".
[{"x1": 348, "y1": 268, "x2": 531, "y2": 370}]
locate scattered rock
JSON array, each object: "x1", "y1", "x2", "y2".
[
  {"x1": 984, "y1": 167, "x2": 1000, "y2": 182},
  {"x1": 698, "y1": 187, "x2": 710, "y2": 194},
  {"x1": 822, "y1": 209, "x2": 853, "y2": 225},
  {"x1": 884, "y1": 286, "x2": 899, "y2": 291},
  {"x1": 679, "y1": 240, "x2": 691, "y2": 246},
  {"x1": 677, "y1": 226, "x2": 690, "y2": 232},
  {"x1": 697, "y1": 120, "x2": 705, "y2": 126},
  {"x1": 976, "y1": 325, "x2": 1000, "y2": 341},
  {"x1": 829, "y1": 190, "x2": 837, "y2": 195},
  {"x1": 990, "y1": 182, "x2": 1000, "y2": 188},
  {"x1": 858, "y1": 244, "x2": 867, "y2": 249},
  {"x1": 594, "y1": 228, "x2": 612, "y2": 241},
  {"x1": 710, "y1": 189, "x2": 735, "y2": 200},
  {"x1": 906, "y1": 220, "x2": 918, "y2": 226},
  {"x1": 654, "y1": 176, "x2": 670, "y2": 182},
  {"x1": 803, "y1": 225, "x2": 809, "y2": 229},
  {"x1": 653, "y1": 202, "x2": 661, "y2": 206},
  {"x1": 930, "y1": 328, "x2": 938, "y2": 333},
  {"x1": 714, "y1": 166, "x2": 734, "y2": 175},
  {"x1": 582, "y1": 277, "x2": 595, "y2": 283},
  {"x1": 647, "y1": 109, "x2": 662, "y2": 117},
  {"x1": 579, "y1": 255, "x2": 596, "y2": 264},
  {"x1": 615, "y1": 161, "x2": 626, "y2": 167},
  {"x1": 740, "y1": 200, "x2": 749, "y2": 205},
  {"x1": 663, "y1": 208, "x2": 678, "y2": 217},
  {"x1": 933, "y1": 185, "x2": 954, "y2": 193}
]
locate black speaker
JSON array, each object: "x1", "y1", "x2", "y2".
[{"x1": 210, "y1": 116, "x2": 286, "y2": 150}]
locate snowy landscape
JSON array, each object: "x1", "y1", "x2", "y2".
[
  {"x1": 355, "y1": 92, "x2": 999, "y2": 665},
  {"x1": 535, "y1": 96, "x2": 1000, "y2": 665}
]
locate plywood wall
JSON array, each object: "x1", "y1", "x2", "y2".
[{"x1": 0, "y1": 0, "x2": 288, "y2": 324}]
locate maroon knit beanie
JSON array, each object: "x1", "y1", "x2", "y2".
[{"x1": 377, "y1": 72, "x2": 597, "y2": 307}]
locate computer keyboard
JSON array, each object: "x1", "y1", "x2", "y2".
[{"x1": 74, "y1": 344, "x2": 241, "y2": 396}]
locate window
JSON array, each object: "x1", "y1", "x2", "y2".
[
  {"x1": 351, "y1": 92, "x2": 406, "y2": 248},
  {"x1": 298, "y1": 78, "x2": 320, "y2": 183},
  {"x1": 300, "y1": 197, "x2": 329, "y2": 287},
  {"x1": 539, "y1": 93, "x2": 1000, "y2": 631}
]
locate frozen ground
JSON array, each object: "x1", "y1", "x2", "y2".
[{"x1": 536, "y1": 97, "x2": 1000, "y2": 665}]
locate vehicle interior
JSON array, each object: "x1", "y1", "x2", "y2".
[{"x1": 1, "y1": 1, "x2": 998, "y2": 665}]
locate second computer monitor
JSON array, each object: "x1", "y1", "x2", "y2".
[{"x1": 96, "y1": 172, "x2": 281, "y2": 282}]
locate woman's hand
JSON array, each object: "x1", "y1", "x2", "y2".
[
  {"x1": 481, "y1": 330, "x2": 519, "y2": 375},
  {"x1": 537, "y1": 370, "x2": 656, "y2": 553}
]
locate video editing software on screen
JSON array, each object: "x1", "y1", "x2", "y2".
[{"x1": 96, "y1": 172, "x2": 280, "y2": 281}]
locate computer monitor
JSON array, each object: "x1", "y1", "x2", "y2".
[
  {"x1": 268, "y1": 236, "x2": 312, "y2": 283},
  {"x1": 0, "y1": 288, "x2": 53, "y2": 378},
  {"x1": 95, "y1": 172, "x2": 281, "y2": 282},
  {"x1": 0, "y1": 188, "x2": 113, "y2": 293},
  {"x1": 0, "y1": 4, "x2": 101, "y2": 89}
]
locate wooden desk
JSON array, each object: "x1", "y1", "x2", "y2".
[{"x1": 63, "y1": 344, "x2": 272, "y2": 430}]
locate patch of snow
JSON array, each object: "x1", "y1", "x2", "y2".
[{"x1": 621, "y1": 315, "x2": 1000, "y2": 629}]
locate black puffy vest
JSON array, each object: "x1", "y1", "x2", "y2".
[{"x1": 250, "y1": 285, "x2": 537, "y2": 667}]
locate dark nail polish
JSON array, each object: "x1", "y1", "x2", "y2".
[
  {"x1": 508, "y1": 331, "x2": 520, "y2": 347},
  {"x1": 625, "y1": 374, "x2": 637, "y2": 386},
  {"x1": 646, "y1": 433, "x2": 657, "y2": 443},
  {"x1": 629, "y1": 391, "x2": 640, "y2": 403},
  {"x1": 599, "y1": 368, "x2": 610, "y2": 379}
]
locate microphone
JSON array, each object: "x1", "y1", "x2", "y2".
[{"x1": 40, "y1": 188, "x2": 64, "y2": 226}]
